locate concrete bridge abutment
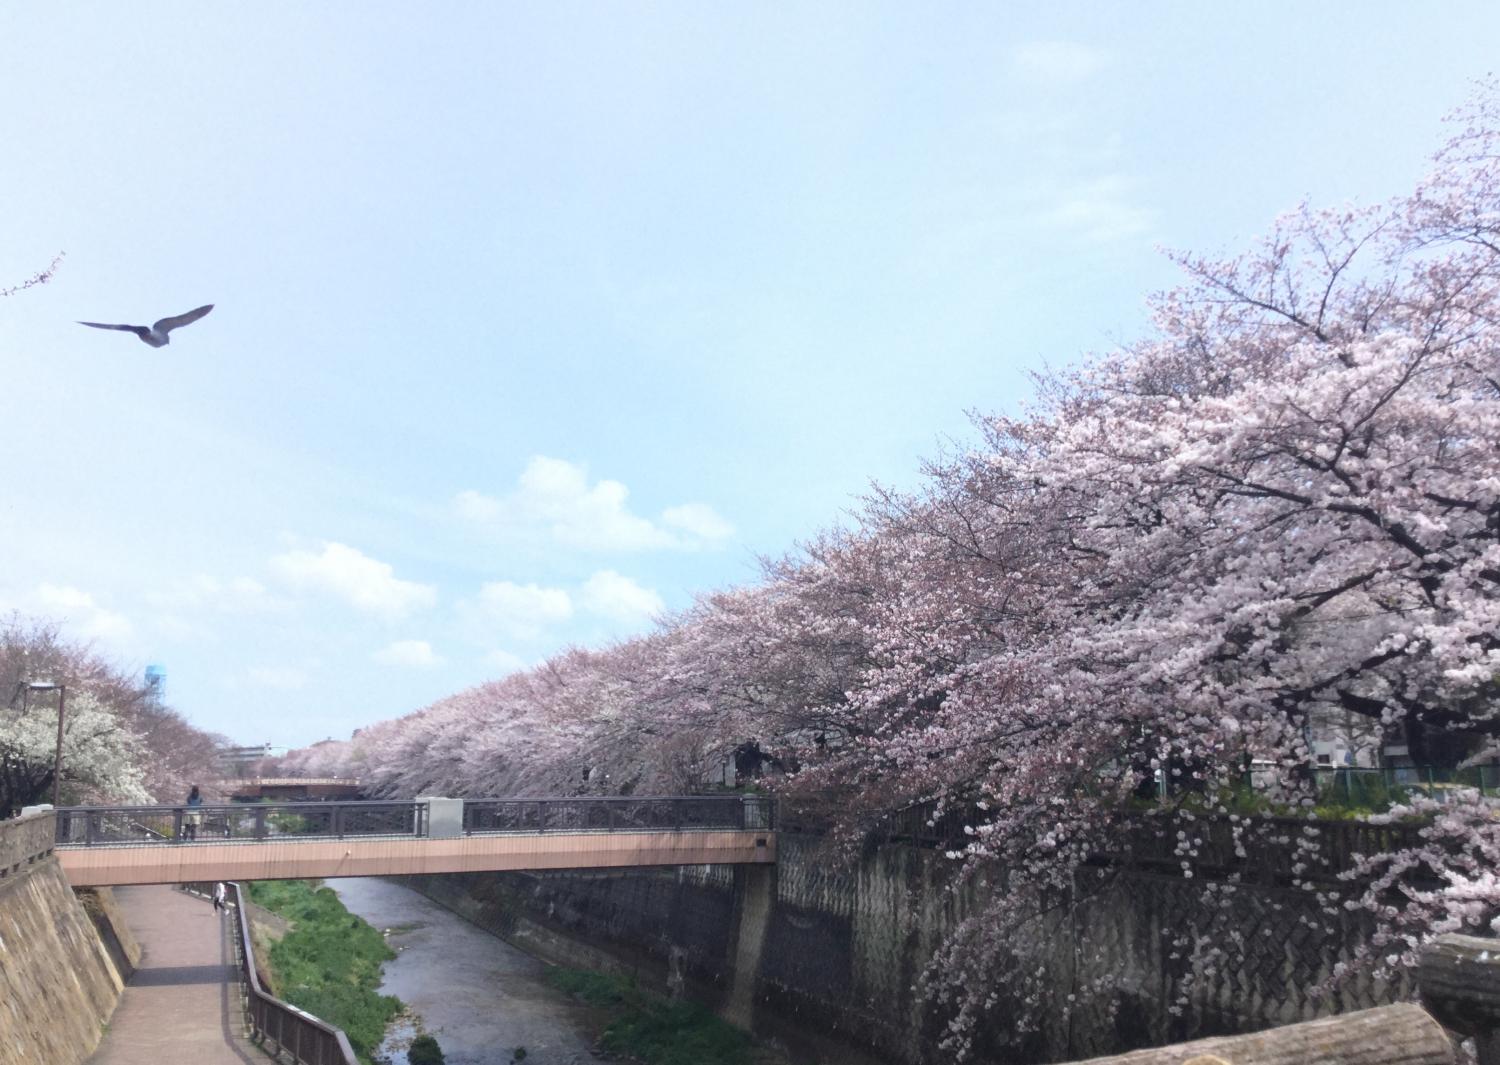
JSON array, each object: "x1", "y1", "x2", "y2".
[{"x1": 723, "y1": 862, "x2": 777, "y2": 1027}]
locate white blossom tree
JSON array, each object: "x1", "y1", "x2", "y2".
[{"x1": 0, "y1": 690, "x2": 149, "y2": 810}]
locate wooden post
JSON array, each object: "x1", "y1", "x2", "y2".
[
  {"x1": 1062, "y1": 1003, "x2": 1452, "y2": 1065},
  {"x1": 1420, "y1": 933, "x2": 1500, "y2": 1065}
]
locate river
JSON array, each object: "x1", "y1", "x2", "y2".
[{"x1": 327, "y1": 877, "x2": 603, "y2": 1065}]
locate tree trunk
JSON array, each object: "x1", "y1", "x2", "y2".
[{"x1": 1064, "y1": 1004, "x2": 1452, "y2": 1065}]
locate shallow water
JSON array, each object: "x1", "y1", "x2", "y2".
[{"x1": 327, "y1": 877, "x2": 602, "y2": 1065}]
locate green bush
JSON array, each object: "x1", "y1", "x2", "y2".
[
  {"x1": 246, "y1": 880, "x2": 403, "y2": 1065},
  {"x1": 408, "y1": 1034, "x2": 445, "y2": 1065},
  {"x1": 268, "y1": 811, "x2": 311, "y2": 834},
  {"x1": 548, "y1": 968, "x2": 750, "y2": 1065},
  {"x1": 1316, "y1": 770, "x2": 1411, "y2": 814}
]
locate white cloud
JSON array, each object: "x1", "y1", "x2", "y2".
[
  {"x1": 1011, "y1": 41, "x2": 1107, "y2": 84},
  {"x1": 456, "y1": 456, "x2": 733, "y2": 552},
  {"x1": 269, "y1": 542, "x2": 436, "y2": 620},
  {"x1": 460, "y1": 580, "x2": 574, "y2": 640},
  {"x1": 1039, "y1": 175, "x2": 1154, "y2": 243},
  {"x1": 247, "y1": 665, "x2": 308, "y2": 690},
  {"x1": 580, "y1": 570, "x2": 665, "y2": 625},
  {"x1": 373, "y1": 639, "x2": 443, "y2": 668},
  {"x1": 31, "y1": 584, "x2": 133, "y2": 643},
  {"x1": 147, "y1": 574, "x2": 288, "y2": 613},
  {"x1": 454, "y1": 490, "x2": 503, "y2": 523},
  {"x1": 661, "y1": 503, "x2": 735, "y2": 542}
]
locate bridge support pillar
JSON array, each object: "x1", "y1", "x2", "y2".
[{"x1": 722, "y1": 862, "x2": 775, "y2": 1029}]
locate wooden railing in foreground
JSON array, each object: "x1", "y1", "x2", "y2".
[
  {"x1": 224, "y1": 882, "x2": 358, "y2": 1065},
  {"x1": 1420, "y1": 934, "x2": 1500, "y2": 1065},
  {"x1": 1062, "y1": 934, "x2": 1499, "y2": 1065}
]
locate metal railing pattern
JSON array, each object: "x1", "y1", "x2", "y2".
[
  {"x1": 463, "y1": 794, "x2": 775, "y2": 834},
  {"x1": 54, "y1": 801, "x2": 426, "y2": 846},
  {"x1": 1311, "y1": 764, "x2": 1500, "y2": 800},
  {"x1": 224, "y1": 881, "x2": 359, "y2": 1065},
  {"x1": 54, "y1": 794, "x2": 774, "y2": 846}
]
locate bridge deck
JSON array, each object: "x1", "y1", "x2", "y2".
[{"x1": 60, "y1": 828, "x2": 775, "y2": 887}]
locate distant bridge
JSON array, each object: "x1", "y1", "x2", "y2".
[
  {"x1": 220, "y1": 776, "x2": 364, "y2": 802},
  {"x1": 51, "y1": 795, "x2": 776, "y2": 887}
]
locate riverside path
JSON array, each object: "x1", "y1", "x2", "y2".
[{"x1": 87, "y1": 885, "x2": 260, "y2": 1065}]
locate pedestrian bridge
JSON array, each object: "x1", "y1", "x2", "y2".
[{"x1": 49, "y1": 795, "x2": 776, "y2": 887}]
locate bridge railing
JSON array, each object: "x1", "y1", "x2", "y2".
[
  {"x1": 54, "y1": 794, "x2": 775, "y2": 846},
  {"x1": 225, "y1": 881, "x2": 359, "y2": 1065},
  {"x1": 54, "y1": 801, "x2": 426, "y2": 846},
  {"x1": 463, "y1": 794, "x2": 775, "y2": 834}
]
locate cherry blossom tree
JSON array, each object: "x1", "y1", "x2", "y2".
[
  {"x1": 123, "y1": 702, "x2": 230, "y2": 803},
  {"x1": 278, "y1": 82, "x2": 1500, "y2": 1056},
  {"x1": 1, "y1": 252, "x2": 64, "y2": 297},
  {"x1": 783, "y1": 81, "x2": 1500, "y2": 1046}
]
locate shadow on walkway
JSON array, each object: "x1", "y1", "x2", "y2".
[{"x1": 126, "y1": 963, "x2": 230, "y2": 987}]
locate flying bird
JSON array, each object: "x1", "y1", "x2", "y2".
[{"x1": 77, "y1": 304, "x2": 214, "y2": 347}]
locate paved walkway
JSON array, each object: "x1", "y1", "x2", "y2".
[{"x1": 88, "y1": 885, "x2": 263, "y2": 1064}]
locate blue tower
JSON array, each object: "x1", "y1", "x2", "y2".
[{"x1": 144, "y1": 664, "x2": 166, "y2": 705}]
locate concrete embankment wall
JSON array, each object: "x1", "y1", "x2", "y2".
[
  {"x1": 0, "y1": 812, "x2": 131, "y2": 1065},
  {"x1": 396, "y1": 833, "x2": 1400, "y2": 1065},
  {"x1": 394, "y1": 838, "x2": 977, "y2": 1062}
]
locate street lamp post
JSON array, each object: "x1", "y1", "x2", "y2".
[{"x1": 15, "y1": 681, "x2": 67, "y2": 807}]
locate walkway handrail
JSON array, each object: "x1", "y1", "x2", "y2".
[
  {"x1": 226, "y1": 881, "x2": 358, "y2": 1065},
  {"x1": 55, "y1": 794, "x2": 775, "y2": 846}
]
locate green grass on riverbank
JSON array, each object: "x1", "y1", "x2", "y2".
[
  {"x1": 548, "y1": 968, "x2": 751, "y2": 1065},
  {"x1": 246, "y1": 880, "x2": 403, "y2": 1065}
]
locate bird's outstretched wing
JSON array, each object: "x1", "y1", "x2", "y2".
[
  {"x1": 154, "y1": 304, "x2": 214, "y2": 334},
  {"x1": 78, "y1": 320, "x2": 149, "y2": 337}
]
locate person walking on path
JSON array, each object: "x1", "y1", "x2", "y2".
[
  {"x1": 212, "y1": 882, "x2": 226, "y2": 913},
  {"x1": 183, "y1": 784, "x2": 203, "y2": 842}
]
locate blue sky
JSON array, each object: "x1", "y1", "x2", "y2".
[{"x1": 3, "y1": 3, "x2": 1497, "y2": 747}]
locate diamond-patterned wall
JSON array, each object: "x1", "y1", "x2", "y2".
[{"x1": 401, "y1": 830, "x2": 1403, "y2": 1064}]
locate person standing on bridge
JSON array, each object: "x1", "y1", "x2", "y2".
[
  {"x1": 212, "y1": 881, "x2": 226, "y2": 913},
  {"x1": 183, "y1": 784, "x2": 203, "y2": 841}
]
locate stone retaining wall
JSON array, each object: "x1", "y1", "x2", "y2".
[
  {"x1": 0, "y1": 812, "x2": 126, "y2": 1065},
  {"x1": 397, "y1": 833, "x2": 1403, "y2": 1064}
]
